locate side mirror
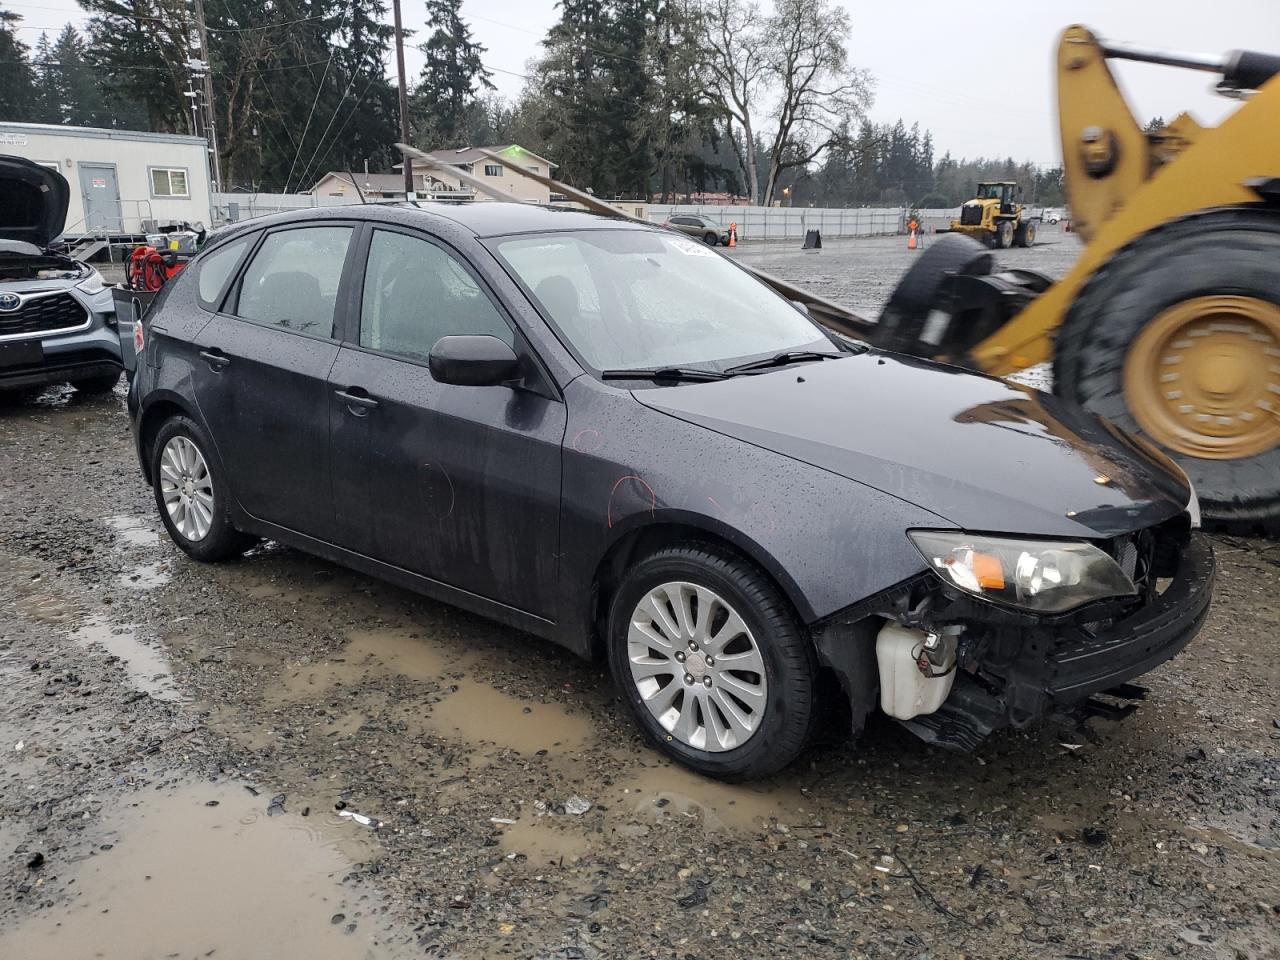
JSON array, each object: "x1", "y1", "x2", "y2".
[{"x1": 428, "y1": 335, "x2": 521, "y2": 387}]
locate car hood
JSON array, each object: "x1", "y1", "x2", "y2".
[
  {"x1": 634, "y1": 352, "x2": 1192, "y2": 538},
  {"x1": 0, "y1": 155, "x2": 70, "y2": 248}
]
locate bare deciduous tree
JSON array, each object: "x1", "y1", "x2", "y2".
[
  {"x1": 700, "y1": 0, "x2": 769, "y2": 203},
  {"x1": 699, "y1": 0, "x2": 873, "y2": 206},
  {"x1": 761, "y1": 0, "x2": 872, "y2": 205}
]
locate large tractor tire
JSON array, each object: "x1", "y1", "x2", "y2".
[
  {"x1": 1054, "y1": 208, "x2": 1280, "y2": 534},
  {"x1": 1015, "y1": 221, "x2": 1037, "y2": 247},
  {"x1": 994, "y1": 221, "x2": 1015, "y2": 249}
]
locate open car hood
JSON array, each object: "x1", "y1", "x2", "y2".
[
  {"x1": 0, "y1": 155, "x2": 70, "y2": 249},
  {"x1": 635, "y1": 352, "x2": 1193, "y2": 539}
]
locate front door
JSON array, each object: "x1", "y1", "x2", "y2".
[
  {"x1": 78, "y1": 164, "x2": 121, "y2": 232},
  {"x1": 328, "y1": 226, "x2": 565, "y2": 617},
  {"x1": 189, "y1": 223, "x2": 357, "y2": 537}
]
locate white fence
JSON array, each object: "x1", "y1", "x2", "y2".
[
  {"x1": 213, "y1": 191, "x2": 357, "y2": 223},
  {"x1": 212, "y1": 192, "x2": 966, "y2": 241}
]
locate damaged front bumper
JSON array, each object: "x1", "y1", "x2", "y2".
[
  {"x1": 905, "y1": 533, "x2": 1214, "y2": 750},
  {"x1": 818, "y1": 531, "x2": 1215, "y2": 752}
]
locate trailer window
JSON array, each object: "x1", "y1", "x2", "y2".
[{"x1": 150, "y1": 168, "x2": 189, "y2": 198}]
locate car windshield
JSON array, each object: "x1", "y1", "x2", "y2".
[{"x1": 492, "y1": 229, "x2": 834, "y2": 372}]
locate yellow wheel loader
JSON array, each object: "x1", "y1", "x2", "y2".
[
  {"x1": 396, "y1": 25, "x2": 1280, "y2": 532},
  {"x1": 941, "y1": 181, "x2": 1040, "y2": 249}
]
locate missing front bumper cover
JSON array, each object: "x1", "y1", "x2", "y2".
[{"x1": 870, "y1": 534, "x2": 1214, "y2": 751}]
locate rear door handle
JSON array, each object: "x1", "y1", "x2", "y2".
[
  {"x1": 198, "y1": 349, "x2": 231, "y2": 370},
  {"x1": 334, "y1": 387, "x2": 379, "y2": 412}
]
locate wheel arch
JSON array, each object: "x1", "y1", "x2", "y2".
[
  {"x1": 136, "y1": 390, "x2": 199, "y2": 485},
  {"x1": 585, "y1": 512, "x2": 815, "y2": 661}
]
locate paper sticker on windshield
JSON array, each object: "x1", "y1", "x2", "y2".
[{"x1": 668, "y1": 236, "x2": 716, "y2": 257}]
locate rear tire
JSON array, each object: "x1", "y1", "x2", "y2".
[
  {"x1": 150, "y1": 415, "x2": 257, "y2": 561},
  {"x1": 606, "y1": 544, "x2": 819, "y2": 781},
  {"x1": 71, "y1": 371, "x2": 121, "y2": 395},
  {"x1": 1054, "y1": 207, "x2": 1280, "y2": 534},
  {"x1": 1015, "y1": 221, "x2": 1036, "y2": 247}
]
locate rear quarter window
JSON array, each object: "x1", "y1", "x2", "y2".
[{"x1": 195, "y1": 235, "x2": 254, "y2": 311}]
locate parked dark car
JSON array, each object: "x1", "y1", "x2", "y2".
[
  {"x1": 662, "y1": 214, "x2": 731, "y2": 245},
  {"x1": 0, "y1": 156, "x2": 122, "y2": 395},
  {"x1": 127, "y1": 203, "x2": 1213, "y2": 780}
]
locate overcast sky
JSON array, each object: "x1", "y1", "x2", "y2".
[{"x1": 11, "y1": 0, "x2": 1279, "y2": 162}]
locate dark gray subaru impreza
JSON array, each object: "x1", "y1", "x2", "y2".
[{"x1": 127, "y1": 203, "x2": 1213, "y2": 780}]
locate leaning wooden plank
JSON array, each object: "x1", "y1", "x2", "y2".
[{"x1": 396, "y1": 143, "x2": 525, "y2": 203}]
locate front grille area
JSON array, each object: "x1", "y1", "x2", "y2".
[
  {"x1": 960, "y1": 204, "x2": 984, "y2": 226},
  {"x1": 0, "y1": 293, "x2": 88, "y2": 338}
]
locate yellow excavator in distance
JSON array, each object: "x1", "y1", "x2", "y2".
[{"x1": 398, "y1": 25, "x2": 1280, "y2": 533}]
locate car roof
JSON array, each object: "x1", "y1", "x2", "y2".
[{"x1": 211, "y1": 201, "x2": 648, "y2": 245}]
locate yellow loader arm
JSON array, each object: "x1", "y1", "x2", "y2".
[{"x1": 973, "y1": 25, "x2": 1280, "y2": 375}]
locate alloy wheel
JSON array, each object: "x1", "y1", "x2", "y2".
[
  {"x1": 159, "y1": 435, "x2": 215, "y2": 541},
  {"x1": 626, "y1": 581, "x2": 768, "y2": 752}
]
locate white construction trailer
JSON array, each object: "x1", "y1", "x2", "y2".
[{"x1": 0, "y1": 123, "x2": 213, "y2": 241}]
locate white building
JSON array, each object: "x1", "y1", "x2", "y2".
[
  {"x1": 311, "y1": 144, "x2": 560, "y2": 205},
  {"x1": 0, "y1": 122, "x2": 213, "y2": 237}
]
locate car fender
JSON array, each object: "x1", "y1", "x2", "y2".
[{"x1": 555, "y1": 378, "x2": 952, "y2": 652}]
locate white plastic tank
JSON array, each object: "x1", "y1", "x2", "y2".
[{"x1": 875, "y1": 621, "x2": 956, "y2": 721}]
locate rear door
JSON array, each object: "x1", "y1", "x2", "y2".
[
  {"x1": 190, "y1": 222, "x2": 358, "y2": 536},
  {"x1": 327, "y1": 226, "x2": 565, "y2": 616}
]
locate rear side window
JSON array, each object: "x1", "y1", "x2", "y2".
[
  {"x1": 195, "y1": 236, "x2": 252, "y2": 310},
  {"x1": 235, "y1": 226, "x2": 353, "y2": 338},
  {"x1": 359, "y1": 229, "x2": 511, "y2": 363}
]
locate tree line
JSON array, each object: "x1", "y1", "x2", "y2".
[{"x1": 0, "y1": 0, "x2": 1063, "y2": 206}]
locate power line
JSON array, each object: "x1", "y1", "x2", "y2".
[{"x1": 282, "y1": 0, "x2": 355, "y2": 193}]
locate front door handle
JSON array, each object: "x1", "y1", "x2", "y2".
[
  {"x1": 334, "y1": 387, "x2": 379, "y2": 413},
  {"x1": 198, "y1": 349, "x2": 230, "y2": 371}
]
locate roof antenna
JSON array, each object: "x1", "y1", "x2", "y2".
[{"x1": 346, "y1": 170, "x2": 367, "y2": 204}]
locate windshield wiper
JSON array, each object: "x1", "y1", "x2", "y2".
[
  {"x1": 723, "y1": 350, "x2": 845, "y2": 375},
  {"x1": 600, "y1": 366, "x2": 730, "y2": 383}
]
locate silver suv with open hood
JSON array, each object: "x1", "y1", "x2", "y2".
[{"x1": 0, "y1": 155, "x2": 122, "y2": 395}]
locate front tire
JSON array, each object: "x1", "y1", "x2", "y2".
[
  {"x1": 606, "y1": 544, "x2": 819, "y2": 781},
  {"x1": 150, "y1": 416, "x2": 256, "y2": 561},
  {"x1": 703, "y1": 231, "x2": 718, "y2": 246}
]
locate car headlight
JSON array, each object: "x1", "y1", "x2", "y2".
[
  {"x1": 908, "y1": 531, "x2": 1136, "y2": 614},
  {"x1": 76, "y1": 268, "x2": 107, "y2": 296}
]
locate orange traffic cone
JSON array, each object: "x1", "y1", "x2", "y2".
[
  {"x1": 907, "y1": 228, "x2": 918, "y2": 250},
  {"x1": 728, "y1": 222, "x2": 737, "y2": 247}
]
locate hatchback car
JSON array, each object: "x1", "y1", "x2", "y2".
[
  {"x1": 662, "y1": 214, "x2": 730, "y2": 246},
  {"x1": 0, "y1": 156, "x2": 122, "y2": 395},
  {"x1": 128, "y1": 203, "x2": 1213, "y2": 780}
]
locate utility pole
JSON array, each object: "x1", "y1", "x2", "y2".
[
  {"x1": 392, "y1": 0, "x2": 414, "y2": 199},
  {"x1": 191, "y1": 0, "x2": 222, "y2": 192}
]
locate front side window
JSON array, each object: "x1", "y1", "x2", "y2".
[
  {"x1": 195, "y1": 235, "x2": 253, "y2": 310},
  {"x1": 236, "y1": 226, "x2": 352, "y2": 337},
  {"x1": 150, "y1": 168, "x2": 189, "y2": 198},
  {"x1": 359, "y1": 229, "x2": 511, "y2": 364},
  {"x1": 493, "y1": 230, "x2": 832, "y2": 372},
  {"x1": 483, "y1": 164, "x2": 503, "y2": 177}
]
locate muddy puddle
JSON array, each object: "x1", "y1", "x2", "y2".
[
  {"x1": 71, "y1": 616, "x2": 181, "y2": 702},
  {"x1": 275, "y1": 628, "x2": 595, "y2": 755},
  {"x1": 0, "y1": 779, "x2": 406, "y2": 960},
  {"x1": 103, "y1": 514, "x2": 162, "y2": 548},
  {"x1": 607, "y1": 757, "x2": 808, "y2": 832}
]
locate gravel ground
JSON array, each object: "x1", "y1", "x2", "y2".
[{"x1": 1, "y1": 232, "x2": 1278, "y2": 960}]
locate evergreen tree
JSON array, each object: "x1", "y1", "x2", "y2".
[
  {"x1": 52, "y1": 25, "x2": 115, "y2": 126},
  {"x1": 412, "y1": 0, "x2": 493, "y2": 147},
  {"x1": 29, "y1": 32, "x2": 58, "y2": 123},
  {"x1": 0, "y1": 5, "x2": 35, "y2": 120},
  {"x1": 79, "y1": 0, "x2": 193, "y2": 132}
]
